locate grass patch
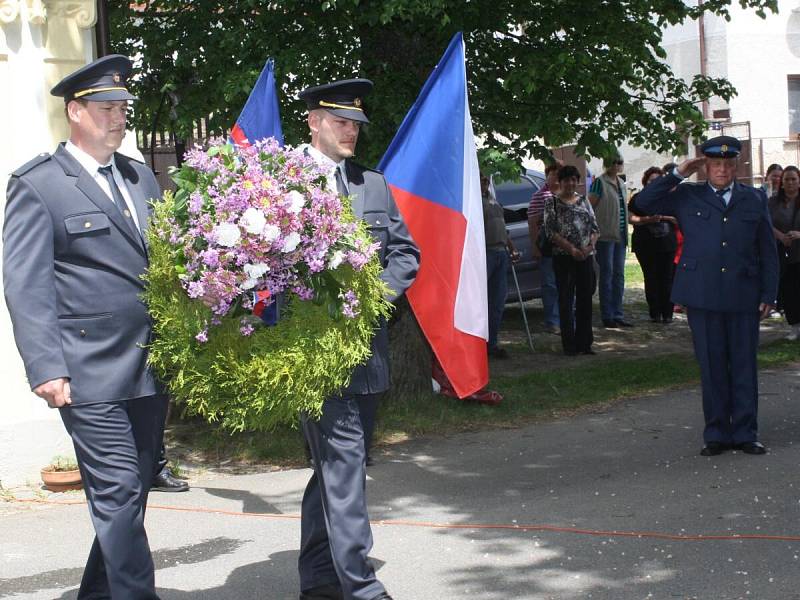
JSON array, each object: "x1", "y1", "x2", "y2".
[
  {"x1": 169, "y1": 339, "x2": 800, "y2": 468},
  {"x1": 624, "y1": 258, "x2": 644, "y2": 287}
]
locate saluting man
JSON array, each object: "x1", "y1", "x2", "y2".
[
  {"x1": 635, "y1": 136, "x2": 779, "y2": 456},
  {"x1": 295, "y1": 79, "x2": 419, "y2": 600},
  {"x1": 3, "y1": 55, "x2": 166, "y2": 598}
]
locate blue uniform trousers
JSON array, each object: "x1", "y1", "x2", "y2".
[
  {"x1": 59, "y1": 394, "x2": 168, "y2": 600},
  {"x1": 686, "y1": 309, "x2": 760, "y2": 444},
  {"x1": 300, "y1": 394, "x2": 385, "y2": 600}
]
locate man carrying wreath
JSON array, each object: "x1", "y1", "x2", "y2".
[{"x1": 295, "y1": 79, "x2": 419, "y2": 600}]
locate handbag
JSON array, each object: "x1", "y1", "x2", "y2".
[{"x1": 536, "y1": 226, "x2": 553, "y2": 257}]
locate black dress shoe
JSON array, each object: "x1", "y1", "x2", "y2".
[
  {"x1": 152, "y1": 468, "x2": 189, "y2": 492},
  {"x1": 580, "y1": 349, "x2": 596, "y2": 355},
  {"x1": 602, "y1": 320, "x2": 619, "y2": 328},
  {"x1": 615, "y1": 319, "x2": 635, "y2": 327},
  {"x1": 736, "y1": 441, "x2": 766, "y2": 455},
  {"x1": 662, "y1": 317, "x2": 673, "y2": 324},
  {"x1": 488, "y1": 346, "x2": 510, "y2": 359},
  {"x1": 299, "y1": 583, "x2": 344, "y2": 600},
  {"x1": 700, "y1": 442, "x2": 728, "y2": 456}
]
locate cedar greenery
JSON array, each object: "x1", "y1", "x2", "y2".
[{"x1": 143, "y1": 191, "x2": 392, "y2": 432}]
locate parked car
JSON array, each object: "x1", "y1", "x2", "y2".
[{"x1": 491, "y1": 169, "x2": 546, "y2": 303}]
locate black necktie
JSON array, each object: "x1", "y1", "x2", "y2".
[
  {"x1": 715, "y1": 187, "x2": 730, "y2": 204},
  {"x1": 97, "y1": 165, "x2": 140, "y2": 239},
  {"x1": 335, "y1": 165, "x2": 349, "y2": 196}
]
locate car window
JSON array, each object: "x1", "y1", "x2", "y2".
[{"x1": 493, "y1": 175, "x2": 539, "y2": 209}]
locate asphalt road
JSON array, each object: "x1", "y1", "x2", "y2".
[{"x1": 3, "y1": 365, "x2": 800, "y2": 600}]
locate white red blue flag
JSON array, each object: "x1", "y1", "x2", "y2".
[
  {"x1": 379, "y1": 32, "x2": 488, "y2": 398},
  {"x1": 230, "y1": 58, "x2": 284, "y2": 147}
]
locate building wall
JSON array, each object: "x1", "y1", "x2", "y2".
[
  {"x1": 0, "y1": 0, "x2": 96, "y2": 487},
  {"x1": 619, "y1": 1, "x2": 800, "y2": 192}
]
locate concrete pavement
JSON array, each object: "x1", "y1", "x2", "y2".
[{"x1": 3, "y1": 365, "x2": 800, "y2": 599}]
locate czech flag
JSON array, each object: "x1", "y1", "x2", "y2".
[
  {"x1": 231, "y1": 58, "x2": 283, "y2": 325},
  {"x1": 378, "y1": 33, "x2": 488, "y2": 398},
  {"x1": 230, "y1": 58, "x2": 284, "y2": 147}
]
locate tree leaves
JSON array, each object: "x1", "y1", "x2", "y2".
[{"x1": 110, "y1": 0, "x2": 776, "y2": 174}]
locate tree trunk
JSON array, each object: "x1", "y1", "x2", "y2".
[{"x1": 387, "y1": 297, "x2": 432, "y2": 402}]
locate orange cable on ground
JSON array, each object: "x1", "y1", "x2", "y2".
[{"x1": 9, "y1": 497, "x2": 800, "y2": 542}]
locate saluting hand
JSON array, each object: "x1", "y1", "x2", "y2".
[
  {"x1": 34, "y1": 377, "x2": 71, "y2": 408},
  {"x1": 676, "y1": 157, "x2": 706, "y2": 179}
]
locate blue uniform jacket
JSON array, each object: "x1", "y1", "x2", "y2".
[
  {"x1": 634, "y1": 173, "x2": 778, "y2": 312},
  {"x1": 4, "y1": 144, "x2": 160, "y2": 403}
]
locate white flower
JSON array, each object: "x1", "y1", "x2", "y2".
[
  {"x1": 213, "y1": 222, "x2": 241, "y2": 247},
  {"x1": 262, "y1": 224, "x2": 281, "y2": 243},
  {"x1": 241, "y1": 278, "x2": 258, "y2": 290},
  {"x1": 286, "y1": 190, "x2": 305, "y2": 214},
  {"x1": 244, "y1": 262, "x2": 269, "y2": 279},
  {"x1": 282, "y1": 232, "x2": 301, "y2": 253},
  {"x1": 240, "y1": 207, "x2": 266, "y2": 235},
  {"x1": 328, "y1": 250, "x2": 345, "y2": 269}
]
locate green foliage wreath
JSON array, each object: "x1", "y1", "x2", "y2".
[{"x1": 143, "y1": 191, "x2": 392, "y2": 432}]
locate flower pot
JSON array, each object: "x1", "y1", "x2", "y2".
[{"x1": 40, "y1": 467, "x2": 82, "y2": 492}]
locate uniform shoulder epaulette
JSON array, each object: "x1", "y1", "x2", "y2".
[
  {"x1": 115, "y1": 151, "x2": 145, "y2": 165},
  {"x1": 352, "y1": 161, "x2": 383, "y2": 175},
  {"x1": 12, "y1": 153, "x2": 51, "y2": 177}
]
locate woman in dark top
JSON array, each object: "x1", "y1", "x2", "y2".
[
  {"x1": 768, "y1": 165, "x2": 800, "y2": 340},
  {"x1": 628, "y1": 167, "x2": 678, "y2": 323},
  {"x1": 543, "y1": 165, "x2": 599, "y2": 355}
]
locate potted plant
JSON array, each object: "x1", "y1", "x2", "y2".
[{"x1": 41, "y1": 455, "x2": 82, "y2": 492}]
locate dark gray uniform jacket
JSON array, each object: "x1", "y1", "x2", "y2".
[
  {"x1": 341, "y1": 159, "x2": 419, "y2": 395},
  {"x1": 3, "y1": 143, "x2": 160, "y2": 404}
]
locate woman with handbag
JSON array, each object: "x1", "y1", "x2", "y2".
[
  {"x1": 768, "y1": 165, "x2": 800, "y2": 340},
  {"x1": 628, "y1": 167, "x2": 679, "y2": 323},
  {"x1": 543, "y1": 165, "x2": 599, "y2": 355}
]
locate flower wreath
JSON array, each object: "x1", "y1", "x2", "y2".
[{"x1": 143, "y1": 139, "x2": 391, "y2": 432}]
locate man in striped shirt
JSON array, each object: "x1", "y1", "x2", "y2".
[{"x1": 528, "y1": 161, "x2": 563, "y2": 334}]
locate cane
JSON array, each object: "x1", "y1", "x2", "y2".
[{"x1": 509, "y1": 258, "x2": 534, "y2": 352}]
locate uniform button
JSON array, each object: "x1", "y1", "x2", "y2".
[
  {"x1": 721, "y1": 267, "x2": 727, "y2": 272},
  {"x1": 79, "y1": 329, "x2": 87, "y2": 337},
  {"x1": 696, "y1": 211, "x2": 701, "y2": 216},
  {"x1": 84, "y1": 221, "x2": 92, "y2": 228},
  {"x1": 722, "y1": 241, "x2": 727, "y2": 246},
  {"x1": 124, "y1": 209, "x2": 131, "y2": 217},
  {"x1": 376, "y1": 220, "x2": 381, "y2": 225},
  {"x1": 723, "y1": 217, "x2": 728, "y2": 222}
]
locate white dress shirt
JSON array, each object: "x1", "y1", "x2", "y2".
[
  {"x1": 299, "y1": 143, "x2": 350, "y2": 195},
  {"x1": 65, "y1": 140, "x2": 142, "y2": 232}
]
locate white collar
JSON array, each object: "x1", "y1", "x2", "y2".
[
  {"x1": 65, "y1": 140, "x2": 117, "y2": 175},
  {"x1": 301, "y1": 143, "x2": 347, "y2": 172}
]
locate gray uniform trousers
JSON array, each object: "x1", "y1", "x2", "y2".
[
  {"x1": 60, "y1": 395, "x2": 168, "y2": 599},
  {"x1": 297, "y1": 158, "x2": 419, "y2": 599},
  {"x1": 299, "y1": 394, "x2": 384, "y2": 599}
]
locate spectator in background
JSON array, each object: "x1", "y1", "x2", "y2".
[
  {"x1": 482, "y1": 174, "x2": 520, "y2": 359},
  {"x1": 528, "y1": 160, "x2": 564, "y2": 335},
  {"x1": 768, "y1": 165, "x2": 800, "y2": 340},
  {"x1": 589, "y1": 153, "x2": 633, "y2": 328},
  {"x1": 544, "y1": 165, "x2": 599, "y2": 356},
  {"x1": 762, "y1": 163, "x2": 783, "y2": 198},
  {"x1": 662, "y1": 162, "x2": 678, "y2": 175},
  {"x1": 628, "y1": 167, "x2": 678, "y2": 324}
]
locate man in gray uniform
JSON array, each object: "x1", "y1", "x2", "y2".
[
  {"x1": 296, "y1": 79, "x2": 419, "y2": 600},
  {"x1": 3, "y1": 55, "x2": 166, "y2": 599}
]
